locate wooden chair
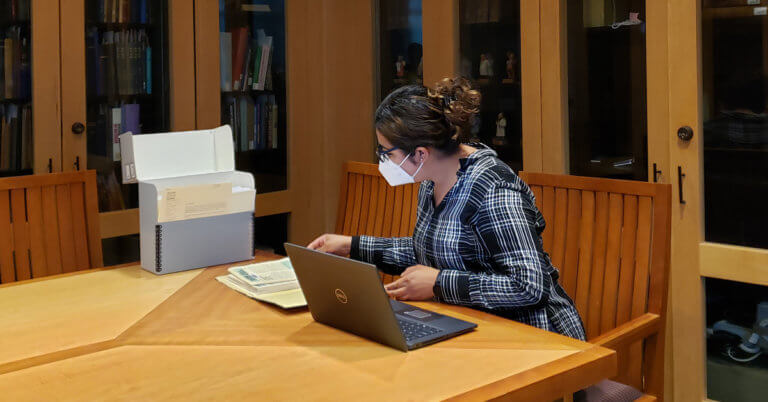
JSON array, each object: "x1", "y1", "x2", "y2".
[
  {"x1": 518, "y1": 172, "x2": 671, "y2": 401},
  {"x1": 335, "y1": 161, "x2": 418, "y2": 283},
  {"x1": 0, "y1": 170, "x2": 103, "y2": 284}
]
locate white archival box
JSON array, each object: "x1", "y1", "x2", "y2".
[{"x1": 120, "y1": 125, "x2": 257, "y2": 274}]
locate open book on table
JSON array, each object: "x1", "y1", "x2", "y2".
[{"x1": 216, "y1": 257, "x2": 307, "y2": 309}]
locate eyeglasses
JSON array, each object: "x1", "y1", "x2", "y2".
[{"x1": 376, "y1": 144, "x2": 400, "y2": 162}]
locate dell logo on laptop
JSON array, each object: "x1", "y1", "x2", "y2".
[{"x1": 334, "y1": 289, "x2": 348, "y2": 304}]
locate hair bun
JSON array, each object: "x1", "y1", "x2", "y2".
[{"x1": 428, "y1": 77, "x2": 481, "y2": 143}]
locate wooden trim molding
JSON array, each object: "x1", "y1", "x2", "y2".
[
  {"x1": 422, "y1": 0, "x2": 459, "y2": 86},
  {"x1": 31, "y1": 0, "x2": 62, "y2": 174},
  {"x1": 700, "y1": 242, "x2": 768, "y2": 287},
  {"x1": 59, "y1": 0, "x2": 87, "y2": 173},
  {"x1": 169, "y1": 0, "x2": 197, "y2": 131},
  {"x1": 194, "y1": 0, "x2": 222, "y2": 130},
  {"x1": 521, "y1": 0, "x2": 543, "y2": 173},
  {"x1": 539, "y1": 0, "x2": 569, "y2": 174}
]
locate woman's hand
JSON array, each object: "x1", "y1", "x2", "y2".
[
  {"x1": 307, "y1": 234, "x2": 352, "y2": 256},
  {"x1": 384, "y1": 265, "x2": 440, "y2": 301}
]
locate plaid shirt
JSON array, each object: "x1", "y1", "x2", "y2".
[{"x1": 351, "y1": 144, "x2": 586, "y2": 340}]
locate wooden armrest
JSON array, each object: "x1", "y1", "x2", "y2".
[
  {"x1": 590, "y1": 313, "x2": 661, "y2": 350},
  {"x1": 634, "y1": 394, "x2": 657, "y2": 402}
]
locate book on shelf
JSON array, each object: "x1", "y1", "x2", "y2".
[
  {"x1": 0, "y1": 103, "x2": 32, "y2": 172},
  {"x1": 216, "y1": 258, "x2": 307, "y2": 309},
  {"x1": 98, "y1": 0, "x2": 149, "y2": 24},
  {"x1": 1, "y1": 0, "x2": 31, "y2": 22},
  {"x1": 219, "y1": 27, "x2": 274, "y2": 92},
  {"x1": 222, "y1": 94, "x2": 279, "y2": 152},
  {"x1": 87, "y1": 28, "x2": 152, "y2": 98},
  {"x1": 1, "y1": 27, "x2": 31, "y2": 101}
]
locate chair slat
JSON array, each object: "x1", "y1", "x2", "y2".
[
  {"x1": 409, "y1": 184, "x2": 419, "y2": 235},
  {"x1": 551, "y1": 188, "x2": 568, "y2": 270},
  {"x1": 575, "y1": 190, "x2": 595, "y2": 324},
  {"x1": 632, "y1": 197, "x2": 653, "y2": 318},
  {"x1": 399, "y1": 184, "x2": 413, "y2": 237},
  {"x1": 616, "y1": 195, "x2": 639, "y2": 326},
  {"x1": 69, "y1": 182, "x2": 90, "y2": 271},
  {"x1": 341, "y1": 173, "x2": 355, "y2": 235},
  {"x1": 0, "y1": 190, "x2": 15, "y2": 283},
  {"x1": 363, "y1": 176, "x2": 378, "y2": 235},
  {"x1": 26, "y1": 187, "x2": 47, "y2": 278},
  {"x1": 11, "y1": 189, "x2": 32, "y2": 281},
  {"x1": 561, "y1": 189, "x2": 582, "y2": 297},
  {"x1": 542, "y1": 186, "x2": 555, "y2": 252},
  {"x1": 373, "y1": 179, "x2": 387, "y2": 236},
  {"x1": 358, "y1": 175, "x2": 372, "y2": 236},
  {"x1": 390, "y1": 186, "x2": 404, "y2": 237},
  {"x1": 41, "y1": 185, "x2": 63, "y2": 275},
  {"x1": 56, "y1": 184, "x2": 77, "y2": 273},
  {"x1": 531, "y1": 185, "x2": 543, "y2": 213},
  {"x1": 349, "y1": 174, "x2": 364, "y2": 236},
  {"x1": 600, "y1": 193, "x2": 624, "y2": 333},
  {"x1": 586, "y1": 192, "x2": 609, "y2": 339},
  {"x1": 382, "y1": 181, "x2": 395, "y2": 238}
]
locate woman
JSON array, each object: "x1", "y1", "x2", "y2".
[{"x1": 308, "y1": 77, "x2": 585, "y2": 340}]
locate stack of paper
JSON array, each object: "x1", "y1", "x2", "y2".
[{"x1": 217, "y1": 258, "x2": 306, "y2": 309}]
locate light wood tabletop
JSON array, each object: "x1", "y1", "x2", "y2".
[{"x1": 0, "y1": 252, "x2": 616, "y2": 401}]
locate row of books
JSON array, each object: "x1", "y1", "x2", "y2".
[
  {"x1": 86, "y1": 28, "x2": 152, "y2": 97},
  {"x1": 220, "y1": 28, "x2": 273, "y2": 92},
  {"x1": 1, "y1": 28, "x2": 31, "y2": 100},
  {"x1": 0, "y1": 103, "x2": 32, "y2": 172},
  {"x1": 87, "y1": 103, "x2": 140, "y2": 162},
  {"x1": 0, "y1": 0, "x2": 30, "y2": 22},
  {"x1": 96, "y1": 0, "x2": 151, "y2": 24},
  {"x1": 223, "y1": 94, "x2": 279, "y2": 152}
]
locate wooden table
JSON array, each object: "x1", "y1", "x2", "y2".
[{"x1": 0, "y1": 252, "x2": 616, "y2": 401}]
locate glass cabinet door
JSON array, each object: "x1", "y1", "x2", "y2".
[
  {"x1": 218, "y1": 0, "x2": 287, "y2": 194},
  {"x1": 84, "y1": 0, "x2": 170, "y2": 212},
  {"x1": 377, "y1": 0, "x2": 423, "y2": 101},
  {"x1": 566, "y1": 0, "x2": 648, "y2": 181},
  {"x1": 0, "y1": 0, "x2": 33, "y2": 177},
  {"x1": 700, "y1": 3, "x2": 768, "y2": 400},
  {"x1": 459, "y1": 0, "x2": 522, "y2": 172}
]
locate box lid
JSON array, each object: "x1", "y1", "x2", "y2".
[{"x1": 120, "y1": 125, "x2": 236, "y2": 183}]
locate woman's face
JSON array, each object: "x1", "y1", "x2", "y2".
[{"x1": 376, "y1": 131, "x2": 423, "y2": 177}]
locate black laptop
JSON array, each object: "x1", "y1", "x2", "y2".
[{"x1": 284, "y1": 243, "x2": 477, "y2": 351}]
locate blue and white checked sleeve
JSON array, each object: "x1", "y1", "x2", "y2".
[
  {"x1": 351, "y1": 235, "x2": 417, "y2": 275},
  {"x1": 435, "y1": 183, "x2": 551, "y2": 310}
]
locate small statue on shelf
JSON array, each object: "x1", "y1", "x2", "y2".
[
  {"x1": 479, "y1": 53, "x2": 494, "y2": 78},
  {"x1": 395, "y1": 55, "x2": 406, "y2": 78},
  {"x1": 504, "y1": 51, "x2": 517, "y2": 84},
  {"x1": 493, "y1": 113, "x2": 507, "y2": 146}
]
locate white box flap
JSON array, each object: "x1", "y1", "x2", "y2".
[{"x1": 120, "y1": 125, "x2": 236, "y2": 183}]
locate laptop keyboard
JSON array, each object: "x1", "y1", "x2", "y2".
[{"x1": 397, "y1": 319, "x2": 442, "y2": 342}]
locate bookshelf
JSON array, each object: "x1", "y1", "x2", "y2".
[
  {"x1": 218, "y1": 0, "x2": 287, "y2": 252},
  {"x1": 83, "y1": 0, "x2": 170, "y2": 213},
  {"x1": 459, "y1": 0, "x2": 523, "y2": 172},
  {"x1": 377, "y1": 0, "x2": 424, "y2": 102},
  {"x1": 0, "y1": 1, "x2": 32, "y2": 177}
]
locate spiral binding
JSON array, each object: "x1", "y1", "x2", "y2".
[
  {"x1": 250, "y1": 215, "x2": 256, "y2": 257},
  {"x1": 155, "y1": 224, "x2": 163, "y2": 273}
]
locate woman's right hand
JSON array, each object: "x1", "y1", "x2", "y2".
[{"x1": 307, "y1": 234, "x2": 352, "y2": 256}]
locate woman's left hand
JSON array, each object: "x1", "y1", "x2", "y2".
[{"x1": 384, "y1": 265, "x2": 440, "y2": 301}]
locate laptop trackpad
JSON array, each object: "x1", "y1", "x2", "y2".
[{"x1": 390, "y1": 300, "x2": 440, "y2": 323}]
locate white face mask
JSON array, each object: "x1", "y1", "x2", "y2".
[{"x1": 378, "y1": 153, "x2": 424, "y2": 186}]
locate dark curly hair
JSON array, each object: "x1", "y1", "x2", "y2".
[{"x1": 375, "y1": 77, "x2": 481, "y2": 156}]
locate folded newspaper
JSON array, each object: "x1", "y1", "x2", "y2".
[{"x1": 217, "y1": 258, "x2": 307, "y2": 309}]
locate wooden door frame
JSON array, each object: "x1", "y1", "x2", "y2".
[{"x1": 58, "y1": 0, "x2": 199, "y2": 240}]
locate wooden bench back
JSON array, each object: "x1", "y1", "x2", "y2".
[
  {"x1": 335, "y1": 161, "x2": 418, "y2": 283},
  {"x1": 519, "y1": 171, "x2": 671, "y2": 395},
  {"x1": 0, "y1": 171, "x2": 103, "y2": 283}
]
